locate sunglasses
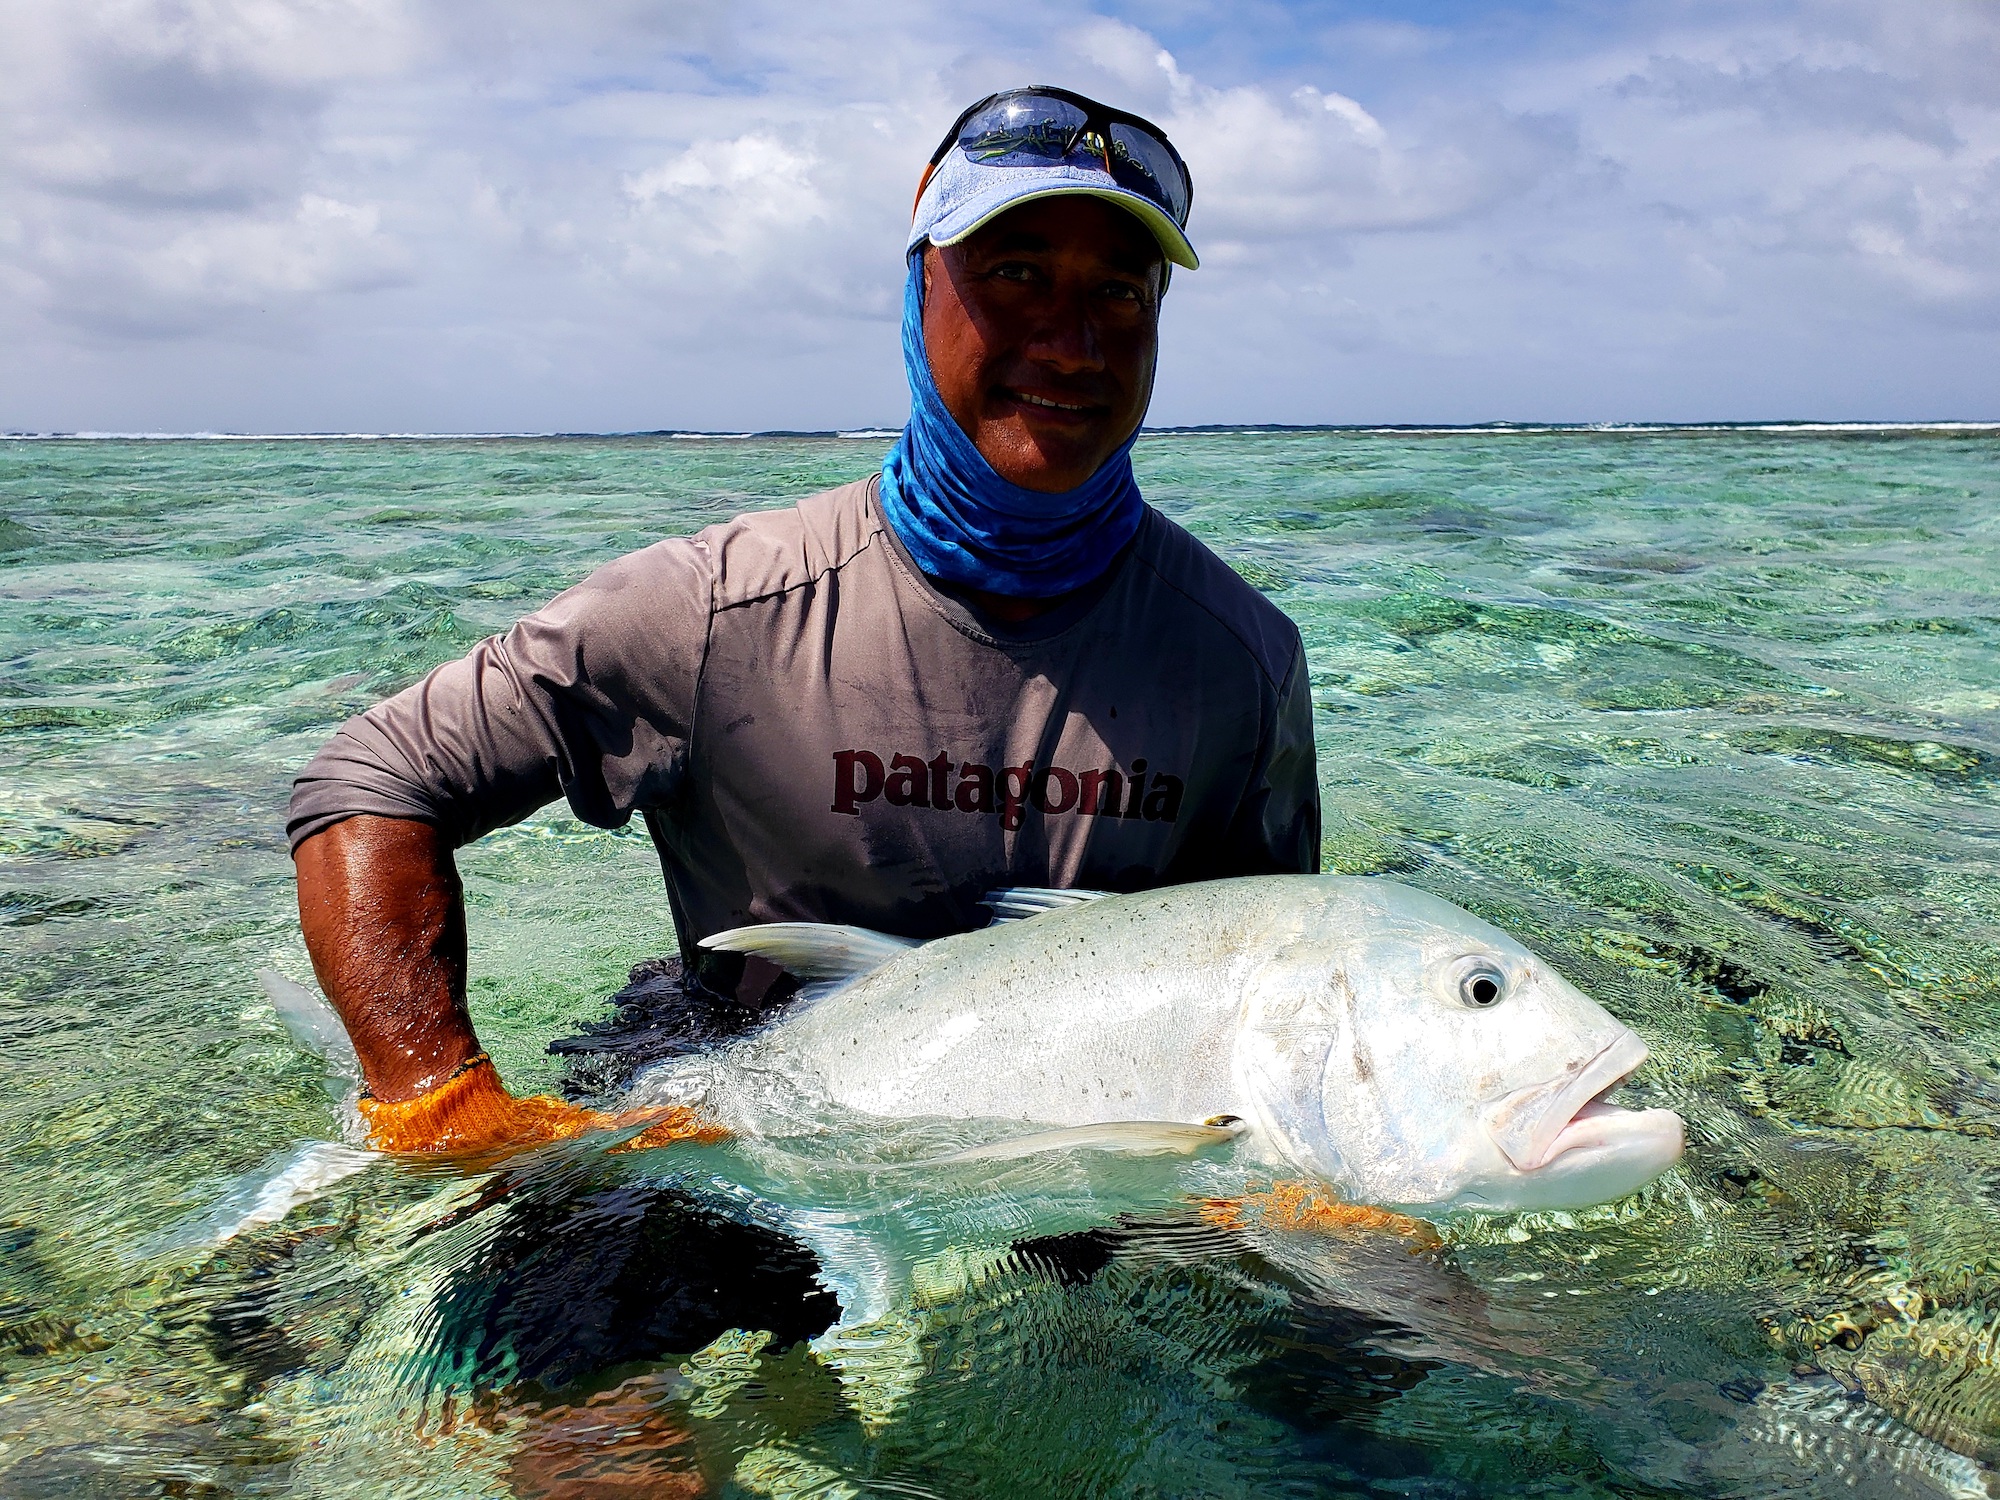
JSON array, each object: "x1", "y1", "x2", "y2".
[{"x1": 927, "y1": 86, "x2": 1193, "y2": 229}]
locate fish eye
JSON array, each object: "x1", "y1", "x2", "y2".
[{"x1": 1456, "y1": 961, "x2": 1508, "y2": 1009}]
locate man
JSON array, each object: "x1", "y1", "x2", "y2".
[{"x1": 289, "y1": 86, "x2": 1320, "y2": 1155}]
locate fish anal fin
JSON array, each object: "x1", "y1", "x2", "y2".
[
  {"x1": 930, "y1": 1118, "x2": 1244, "y2": 1166},
  {"x1": 979, "y1": 887, "x2": 1115, "y2": 924},
  {"x1": 699, "y1": 923, "x2": 920, "y2": 981},
  {"x1": 1199, "y1": 1181, "x2": 1441, "y2": 1249}
]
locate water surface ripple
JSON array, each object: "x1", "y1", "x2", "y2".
[{"x1": 2, "y1": 432, "x2": 1997, "y2": 1497}]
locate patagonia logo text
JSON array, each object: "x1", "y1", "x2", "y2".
[{"x1": 830, "y1": 750, "x2": 1184, "y2": 832}]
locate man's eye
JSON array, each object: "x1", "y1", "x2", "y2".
[
  {"x1": 1100, "y1": 281, "x2": 1146, "y2": 303},
  {"x1": 991, "y1": 262, "x2": 1039, "y2": 282}
]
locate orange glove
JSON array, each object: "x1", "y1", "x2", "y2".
[
  {"x1": 358, "y1": 1053, "x2": 725, "y2": 1155},
  {"x1": 1198, "y1": 1181, "x2": 1441, "y2": 1249}
]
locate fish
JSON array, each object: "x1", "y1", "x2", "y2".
[{"x1": 630, "y1": 875, "x2": 1685, "y2": 1215}]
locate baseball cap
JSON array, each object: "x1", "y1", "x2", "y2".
[{"x1": 908, "y1": 87, "x2": 1198, "y2": 271}]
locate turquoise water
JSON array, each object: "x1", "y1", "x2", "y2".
[{"x1": 3, "y1": 431, "x2": 1998, "y2": 1497}]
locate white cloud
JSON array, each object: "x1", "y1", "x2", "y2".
[
  {"x1": 1073, "y1": 17, "x2": 1177, "y2": 94},
  {"x1": 624, "y1": 133, "x2": 828, "y2": 266},
  {"x1": 146, "y1": 192, "x2": 404, "y2": 299},
  {"x1": 1571, "y1": 22, "x2": 2000, "y2": 327},
  {"x1": 1164, "y1": 81, "x2": 1571, "y2": 241},
  {"x1": 0, "y1": 0, "x2": 1994, "y2": 430},
  {"x1": 0, "y1": 0, "x2": 422, "y2": 337}
]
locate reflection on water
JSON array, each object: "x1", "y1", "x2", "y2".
[{"x1": 2, "y1": 431, "x2": 1997, "y2": 1496}]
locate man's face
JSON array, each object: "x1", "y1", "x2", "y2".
[{"x1": 922, "y1": 196, "x2": 1163, "y2": 495}]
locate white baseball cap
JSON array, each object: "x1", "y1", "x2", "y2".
[{"x1": 908, "y1": 86, "x2": 1198, "y2": 271}]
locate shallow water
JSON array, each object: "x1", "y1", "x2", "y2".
[{"x1": 3, "y1": 430, "x2": 1998, "y2": 1497}]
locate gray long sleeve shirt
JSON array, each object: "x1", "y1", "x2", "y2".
[{"x1": 288, "y1": 476, "x2": 1320, "y2": 957}]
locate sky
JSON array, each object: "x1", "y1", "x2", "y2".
[{"x1": 1, "y1": 0, "x2": 1995, "y2": 432}]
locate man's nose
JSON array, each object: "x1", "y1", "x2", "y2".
[{"x1": 1023, "y1": 290, "x2": 1106, "y2": 375}]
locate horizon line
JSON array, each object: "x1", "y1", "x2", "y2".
[{"x1": 5, "y1": 419, "x2": 1999, "y2": 442}]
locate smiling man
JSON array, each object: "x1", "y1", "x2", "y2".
[{"x1": 287, "y1": 87, "x2": 1320, "y2": 1152}]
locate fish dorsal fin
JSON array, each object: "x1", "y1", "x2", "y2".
[
  {"x1": 979, "y1": 887, "x2": 1115, "y2": 924},
  {"x1": 699, "y1": 922, "x2": 921, "y2": 981}
]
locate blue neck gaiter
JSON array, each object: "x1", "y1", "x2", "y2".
[{"x1": 878, "y1": 253, "x2": 1145, "y2": 599}]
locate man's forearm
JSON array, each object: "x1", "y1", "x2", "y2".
[{"x1": 293, "y1": 815, "x2": 482, "y2": 1104}]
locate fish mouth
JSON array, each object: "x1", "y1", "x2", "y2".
[{"x1": 1482, "y1": 1030, "x2": 1656, "y2": 1174}]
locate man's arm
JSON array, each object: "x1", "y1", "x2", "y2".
[
  {"x1": 1215, "y1": 634, "x2": 1322, "y2": 876},
  {"x1": 294, "y1": 814, "x2": 477, "y2": 1104},
  {"x1": 295, "y1": 814, "x2": 692, "y2": 1152},
  {"x1": 287, "y1": 538, "x2": 715, "y2": 1148}
]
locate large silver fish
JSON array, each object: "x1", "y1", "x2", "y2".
[{"x1": 632, "y1": 875, "x2": 1685, "y2": 1215}]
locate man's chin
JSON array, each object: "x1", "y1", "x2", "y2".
[{"x1": 976, "y1": 418, "x2": 1123, "y2": 494}]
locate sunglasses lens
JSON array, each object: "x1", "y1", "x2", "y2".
[
  {"x1": 956, "y1": 96, "x2": 1092, "y2": 166},
  {"x1": 1107, "y1": 122, "x2": 1190, "y2": 225},
  {"x1": 955, "y1": 94, "x2": 1190, "y2": 227}
]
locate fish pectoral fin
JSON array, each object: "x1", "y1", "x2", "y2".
[
  {"x1": 699, "y1": 922, "x2": 921, "y2": 981},
  {"x1": 1198, "y1": 1181, "x2": 1442, "y2": 1249},
  {"x1": 927, "y1": 1118, "x2": 1247, "y2": 1165},
  {"x1": 978, "y1": 887, "x2": 1116, "y2": 923}
]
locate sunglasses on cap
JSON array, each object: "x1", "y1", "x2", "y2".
[{"x1": 927, "y1": 86, "x2": 1194, "y2": 230}]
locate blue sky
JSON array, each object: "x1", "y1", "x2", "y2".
[{"x1": 1, "y1": 0, "x2": 1994, "y2": 432}]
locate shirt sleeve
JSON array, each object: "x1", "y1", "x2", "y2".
[
  {"x1": 286, "y1": 537, "x2": 714, "y2": 851},
  {"x1": 1217, "y1": 635, "x2": 1322, "y2": 876}
]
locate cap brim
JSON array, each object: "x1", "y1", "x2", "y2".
[{"x1": 922, "y1": 183, "x2": 1199, "y2": 271}]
